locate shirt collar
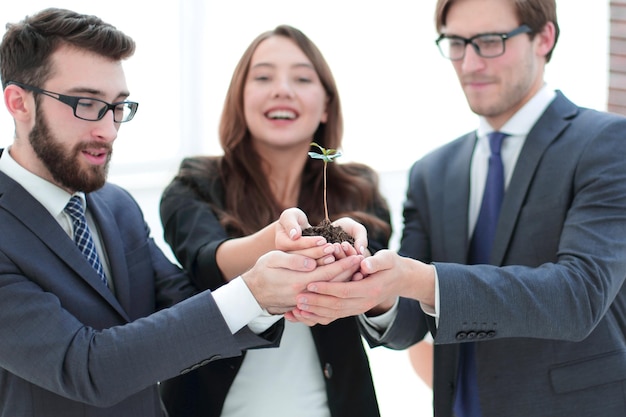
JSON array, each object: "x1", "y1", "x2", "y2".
[
  {"x1": 477, "y1": 83, "x2": 557, "y2": 138},
  {"x1": 0, "y1": 147, "x2": 82, "y2": 218}
]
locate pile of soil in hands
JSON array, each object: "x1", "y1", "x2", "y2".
[{"x1": 302, "y1": 218, "x2": 355, "y2": 245}]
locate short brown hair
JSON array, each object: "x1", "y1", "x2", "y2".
[
  {"x1": 434, "y1": 0, "x2": 560, "y2": 62},
  {"x1": 0, "y1": 8, "x2": 135, "y2": 89}
]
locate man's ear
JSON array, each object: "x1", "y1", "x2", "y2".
[
  {"x1": 535, "y1": 21, "x2": 557, "y2": 60},
  {"x1": 4, "y1": 84, "x2": 34, "y2": 123}
]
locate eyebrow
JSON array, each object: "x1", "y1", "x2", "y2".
[
  {"x1": 65, "y1": 86, "x2": 130, "y2": 101},
  {"x1": 250, "y1": 62, "x2": 315, "y2": 70}
]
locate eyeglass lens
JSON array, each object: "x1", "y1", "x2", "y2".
[
  {"x1": 77, "y1": 98, "x2": 136, "y2": 123},
  {"x1": 440, "y1": 34, "x2": 505, "y2": 60}
]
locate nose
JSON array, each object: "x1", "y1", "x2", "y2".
[
  {"x1": 460, "y1": 43, "x2": 486, "y2": 73},
  {"x1": 272, "y1": 76, "x2": 295, "y2": 98},
  {"x1": 91, "y1": 110, "x2": 119, "y2": 143}
]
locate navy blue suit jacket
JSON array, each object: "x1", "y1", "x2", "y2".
[
  {"x1": 364, "y1": 92, "x2": 626, "y2": 416},
  {"x1": 0, "y1": 164, "x2": 278, "y2": 417}
]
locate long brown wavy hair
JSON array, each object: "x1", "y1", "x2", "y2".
[{"x1": 216, "y1": 25, "x2": 390, "y2": 241}]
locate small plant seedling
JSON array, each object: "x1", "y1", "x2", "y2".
[
  {"x1": 302, "y1": 142, "x2": 355, "y2": 245},
  {"x1": 308, "y1": 142, "x2": 342, "y2": 222}
]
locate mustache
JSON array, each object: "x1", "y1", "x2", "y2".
[
  {"x1": 461, "y1": 75, "x2": 497, "y2": 84},
  {"x1": 76, "y1": 141, "x2": 113, "y2": 154}
]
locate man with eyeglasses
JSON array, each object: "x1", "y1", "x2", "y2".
[
  {"x1": 284, "y1": 1, "x2": 626, "y2": 416},
  {"x1": 0, "y1": 8, "x2": 364, "y2": 417}
]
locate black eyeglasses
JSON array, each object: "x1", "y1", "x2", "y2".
[
  {"x1": 435, "y1": 25, "x2": 533, "y2": 61},
  {"x1": 7, "y1": 81, "x2": 139, "y2": 123}
]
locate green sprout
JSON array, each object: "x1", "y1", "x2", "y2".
[{"x1": 308, "y1": 142, "x2": 342, "y2": 221}]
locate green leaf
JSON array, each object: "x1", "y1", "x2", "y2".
[
  {"x1": 309, "y1": 142, "x2": 341, "y2": 163},
  {"x1": 308, "y1": 152, "x2": 327, "y2": 160}
]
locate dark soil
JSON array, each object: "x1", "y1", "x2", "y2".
[{"x1": 302, "y1": 218, "x2": 355, "y2": 245}]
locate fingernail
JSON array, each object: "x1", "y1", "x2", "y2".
[
  {"x1": 317, "y1": 238, "x2": 327, "y2": 246},
  {"x1": 323, "y1": 245, "x2": 335, "y2": 254},
  {"x1": 289, "y1": 229, "x2": 297, "y2": 239},
  {"x1": 363, "y1": 259, "x2": 372, "y2": 269},
  {"x1": 360, "y1": 246, "x2": 365, "y2": 255},
  {"x1": 303, "y1": 258, "x2": 311, "y2": 268},
  {"x1": 308, "y1": 284, "x2": 317, "y2": 292},
  {"x1": 324, "y1": 256, "x2": 335, "y2": 264}
]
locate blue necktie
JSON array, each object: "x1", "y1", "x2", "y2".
[
  {"x1": 454, "y1": 131, "x2": 508, "y2": 417},
  {"x1": 65, "y1": 195, "x2": 108, "y2": 287}
]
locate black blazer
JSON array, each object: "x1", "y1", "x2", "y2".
[{"x1": 159, "y1": 157, "x2": 389, "y2": 417}]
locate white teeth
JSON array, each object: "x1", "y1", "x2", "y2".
[{"x1": 267, "y1": 110, "x2": 296, "y2": 120}]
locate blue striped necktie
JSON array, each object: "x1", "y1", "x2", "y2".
[
  {"x1": 455, "y1": 131, "x2": 508, "y2": 417},
  {"x1": 64, "y1": 195, "x2": 108, "y2": 287}
]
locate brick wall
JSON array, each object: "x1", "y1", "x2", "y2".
[{"x1": 609, "y1": 1, "x2": 626, "y2": 114}]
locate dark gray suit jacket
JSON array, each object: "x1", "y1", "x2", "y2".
[
  {"x1": 365, "y1": 92, "x2": 626, "y2": 416},
  {"x1": 0, "y1": 166, "x2": 279, "y2": 417}
]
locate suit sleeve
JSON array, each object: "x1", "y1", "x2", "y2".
[
  {"x1": 0, "y1": 182, "x2": 278, "y2": 407},
  {"x1": 434, "y1": 112, "x2": 626, "y2": 343}
]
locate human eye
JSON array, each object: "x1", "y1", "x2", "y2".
[
  {"x1": 445, "y1": 37, "x2": 467, "y2": 55},
  {"x1": 76, "y1": 97, "x2": 98, "y2": 109},
  {"x1": 73, "y1": 97, "x2": 108, "y2": 120},
  {"x1": 249, "y1": 67, "x2": 272, "y2": 82},
  {"x1": 294, "y1": 67, "x2": 319, "y2": 84},
  {"x1": 475, "y1": 35, "x2": 501, "y2": 50},
  {"x1": 448, "y1": 37, "x2": 465, "y2": 48},
  {"x1": 296, "y1": 75, "x2": 313, "y2": 83},
  {"x1": 113, "y1": 103, "x2": 126, "y2": 114}
]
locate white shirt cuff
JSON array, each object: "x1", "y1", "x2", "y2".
[
  {"x1": 212, "y1": 276, "x2": 266, "y2": 333},
  {"x1": 359, "y1": 297, "x2": 400, "y2": 339},
  {"x1": 420, "y1": 264, "x2": 440, "y2": 327}
]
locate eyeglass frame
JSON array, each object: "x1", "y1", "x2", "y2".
[
  {"x1": 435, "y1": 24, "x2": 533, "y2": 61},
  {"x1": 6, "y1": 81, "x2": 139, "y2": 123}
]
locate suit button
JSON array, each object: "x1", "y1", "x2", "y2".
[
  {"x1": 323, "y1": 363, "x2": 333, "y2": 379},
  {"x1": 487, "y1": 331, "x2": 496, "y2": 338},
  {"x1": 467, "y1": 331, "x2": 477, "y2": 339},
  {"x1": 476, "y1": 331, "x2": 487, "y2": 339},
  {"x1": 456, "y1": 332, "x2": 467, "y2": 340}
]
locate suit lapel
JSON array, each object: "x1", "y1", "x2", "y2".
[
  {"x1": 492, "y1": 91, "x2": 579, "y2": 265},
  {"x1": 86, "y1": 192, "x2": 132, "y2": 320},
  {"x1": 0, "y1": 171, "x2": 129, "y2": 320},
  {"x1": 443, "y1": 133, "x2": 476, "y2": 263}
]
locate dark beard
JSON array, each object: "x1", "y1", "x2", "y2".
[{"x1": 29, "y1": 111, "x2": 111, "y2": 193}]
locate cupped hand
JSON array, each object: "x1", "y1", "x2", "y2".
[
  {"x1": 242, "y1": 250, "x2": 364, "y2": 315},
  {"x1": 289, "y1": 250, "x2": 414, "y2": 323},
  {"x1": 332, "y1": 217, "x2": 368, "y2": 255}
]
